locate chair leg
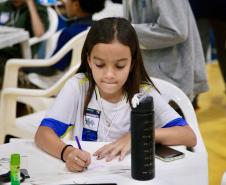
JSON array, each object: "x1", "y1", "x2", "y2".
[{"x1": 4, "y1": 134, "x2": 19, "y2": 143}]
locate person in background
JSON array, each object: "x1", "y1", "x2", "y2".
[
  {"x1": 189, "y1": 0, "x2": 226, "y2": 93},
  {"x1": 122, "y1": 0, "x2": 209, "y2": 109},
  {"x1": 35, "y1": 17, "x2": 197, "y2": 172},
  {"x1": 25, "y1": 0, "x2": 106, "y2": 76},
  {"x1": 0, "y1": 0, "x2": 49, "y2": 87}
]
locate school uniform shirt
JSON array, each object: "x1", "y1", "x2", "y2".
[{"x1": 40, "y1": 73, "x2": 187, "y2": 142}]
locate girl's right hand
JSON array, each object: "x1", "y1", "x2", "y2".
[{"x1": 64, "y1": 147, "x2": 91, "y2": 172}]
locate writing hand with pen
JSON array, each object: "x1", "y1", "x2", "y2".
[{"x1": 63, "y1": 137, "x2": 91, "y2": 172}]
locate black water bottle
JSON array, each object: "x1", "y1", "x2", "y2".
[{"x1": 131, "y1": 94, "x2": 155, "y2": 180}]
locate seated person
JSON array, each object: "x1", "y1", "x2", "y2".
[
  {"x1": 24, "y1": 0, "x2": 106, "y2": 76},
  {"x1": 35, "y1": 17, "x2": 197, "y2": 172},
  {"x1": 0, "y1": 0, "x2": 49, "y2": 87}
]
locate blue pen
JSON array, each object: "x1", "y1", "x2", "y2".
[
  {"x1": 75, "y1": 136, "x2": 82, "y2": 150},
  {"x1": 75, "y1": 136, "x2": 88, "y2": 169}
]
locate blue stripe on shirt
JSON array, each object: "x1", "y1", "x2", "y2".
[
  {"x1": 40, "y1": 118, "x2": 72, "y2": 137},
  {"x1": 162, "y1": 118, "x2": 187, "y2": 128}
]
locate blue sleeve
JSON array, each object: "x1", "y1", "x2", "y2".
[
  {"x1": 40, "y1": 118, "x2": 72, "y2": 137},
  {"x1": 162, "y1": 118, "x2": 188, "y2": 128},
  {"x1": 52, "y1": 29, "x2": 73, "y2": 71},
  {"x1": 52, "y1": 24, "x2": 90, "y2": 71}
]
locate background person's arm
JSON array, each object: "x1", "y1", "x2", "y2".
[
  {"x1": 131, "y1": 0, "x2": 189, "y2": 49},
  {"x1": 26, "y1": 0, "x2": 45, "y2": 37}
]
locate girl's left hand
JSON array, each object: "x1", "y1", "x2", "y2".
[{"x1": 93, "y1": 133, "x2": 131, "y2": 162}]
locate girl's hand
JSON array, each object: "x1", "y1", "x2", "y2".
[
  {"x1": 93, "y1": 133, "x2": 131, "y2": 162},
  {"x1": 64, "y1": 147, "x2": 91, "y2": 172}
]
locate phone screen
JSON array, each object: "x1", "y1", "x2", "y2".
[
  {"x1": 38, "y1": 0, "x2": 57, "y2": 5},
  {"x1": 60, "y1": 184, "x2": 117, "y2": 185},
  {"x1": 155, "y1": 144, "x2": 184, "y2": 161}
]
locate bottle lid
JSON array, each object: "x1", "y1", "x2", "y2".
[
  {"x1": 132, "y1": 96, "x2": 153, "y2": 113},
  {"x1": 10, "y1": 154, "x2": 20, "y2": 166}
]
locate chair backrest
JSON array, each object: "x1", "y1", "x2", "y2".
[
  {"x1": 151, "y1": 77, "x2": 207, "y2": 154},
  {"x1": 69, "y1": 29, "x2": 89, "y2": 68},
  {"x1": 45, "y1": 30, "x2": 62, "y2": 58},
  {"x1": 29, "y1": 7, "x2": 58, "y2": 53},
  {"x1": 0, "y1": 62, "x2": 81, "y2": 143},
  {"x1": 0, "y1": 29, "x2": 89, "y2": 143},
  {"x1": 27, "y1": 29, "x2": 89, "y2": 89}
]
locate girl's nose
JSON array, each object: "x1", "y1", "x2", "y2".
[{"x1": 105, "y1": 67, "x2": 115, "y2": 79}]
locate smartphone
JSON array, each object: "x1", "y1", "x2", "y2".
[
  {"x1": 60, "y1": 184, "x2": 117, "y2": 185},
  {"x1": 155, "y1": 144, "x2": 185, "y2": 162},
  {"x1": 38, "y1": 0, "x2": 58, "y2": 6}
]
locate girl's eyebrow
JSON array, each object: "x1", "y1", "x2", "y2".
[
  {"x1": 93, "y1": 56, "x2": 129, "y2": 62},
  {"x1": 93, "y1": 56, "x2": 105, "y2": 61},
  {"x1": 116, "y1": 58, "x2": 129, "y2": 62}
]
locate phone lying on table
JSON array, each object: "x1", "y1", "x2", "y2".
[
  {"x1": 38, "y1": 0, "x2": 58, "y2": 6},
  {"x1": 60, "y1": 184, "x2": 117, "y2": 185},
  {"x1": 155, "y1": 144, "x2": 185, "y2": 162}
]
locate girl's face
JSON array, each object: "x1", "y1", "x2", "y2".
[{"x1": 88, "y1": 40, "x2": 132, "y2": 102}]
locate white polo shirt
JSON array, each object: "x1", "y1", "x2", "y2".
[{"x1": 41, "y1": 73, "x2": 187, "y2": 142}]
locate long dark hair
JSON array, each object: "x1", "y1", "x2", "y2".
[{"x1": 77, "y1": 17, "x2": 156, "y2": 113}]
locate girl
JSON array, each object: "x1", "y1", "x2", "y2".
[{"x1": 35, "y1": 17, "x2": 197, "y2": 172}]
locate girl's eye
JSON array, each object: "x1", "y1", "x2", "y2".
[
  {"x1": 95, "y1": 64, "x2": 104, "y2": 68},
  {"x1": 116, "y1": 65, "x2": 125, "y2": 69}
]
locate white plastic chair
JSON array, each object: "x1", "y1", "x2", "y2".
[
  {"x1": 0, "y1": 64, "x2": 81, "y2": 142},
  {"x1": 0, "y1": 29, "x2": 89, "y2": 142},
  {"x1": 29, "y1": 7, "x2": 58, "y2": 58},
  {"x1": 27, "y1": 29, "x2": 88, "y2": 89},
  {"x1": 2, "y1": 29, "x2": 88, "y2": 90},
  {"x1": 152, "y1": 78, "x2": 207, "y2": 154},
  {"x1": 152, "y1": 77, "x2": 208, "y2": 184},
  {"x1": 44, "y1": 30, "x2": 62, "y2": 58},
  {"x1": 2, "y1": 29, "x2": 88, "y2": 114}
]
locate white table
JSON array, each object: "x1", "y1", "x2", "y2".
[
  {"x1": 0, "y1": 26, "x2": 31, "y2": 58},
  {"x1": 0, "y1": 139, "x2": 208, "y2": 185}
]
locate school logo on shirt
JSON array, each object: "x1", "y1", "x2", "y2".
[{"x1": 82, "y1": 108, "x2": 101, "y2": 141}]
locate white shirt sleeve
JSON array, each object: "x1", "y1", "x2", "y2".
[{"x1": 44, "y1": 77, "x2": 80, "y2": 126}]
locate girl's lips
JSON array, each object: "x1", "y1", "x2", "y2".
[{"x1": 102, "y1": 81, "x2": 117, "y2": 84}]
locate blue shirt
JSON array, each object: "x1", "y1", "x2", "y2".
[{"x1": 53, "y1": 16, "x2": 92, "y2": 71}]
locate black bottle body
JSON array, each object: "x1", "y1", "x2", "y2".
[{"x1": 131, "y1": 96, "x2": 155, "y2": 180}]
